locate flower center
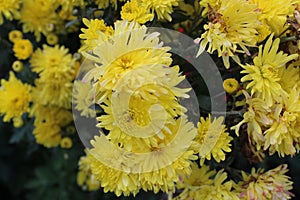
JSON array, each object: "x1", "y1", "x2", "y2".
[
  {"x1": 119, "y1": 56, "x2": 134, "y2": 70},
  {"x1": 261, "y1": 64, "x2": 278, "y2": 80}
]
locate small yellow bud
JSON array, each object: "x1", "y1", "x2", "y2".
[
  {"x1": 12, "y1": 61, "x2": 24, "y2": 72},
  {"x1": 8, "y1": 30, "x2": 23, "y2": 43},
  {"x1": 60, "y1": 137, "x2": 73, "y2": 149},
  {"x1": 46, "y1": 34, "x2": 58, "y2": 45},
  {"x1": 223, "y1": 78, "x2": 239, "y2": 94}
]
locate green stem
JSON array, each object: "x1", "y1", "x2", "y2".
[
  {"x1": 0, "y1": 37, "x2": 12, "y2": 48},
  {"x1": 280, "y1": 35, "x2": 298, "y2": 43}
]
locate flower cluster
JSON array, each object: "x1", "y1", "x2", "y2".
[
  {"x1": 74, "y1": 19, "x2": 235, "y2": 196},
  {"x1": 174, "y1": 164, "x2": 293, "y2": 200},
  {"x1": 196, "y1": 0, "x2": 299, "y2": 68},
  {"x1": 233, "y1": 35, "x2": 300, "y2": 157},
  {"x1": 0, "y1": 0, "x2": 88, "y2": 146}
]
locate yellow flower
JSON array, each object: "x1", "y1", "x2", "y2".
[
  {"x1": 0, "y1": 71, "x2": 32, "y2": 122},
  {"x1": 231, "y1": 91, "x2": 271, "y2": 150},
  {"x1": 175, "y1": 170, "x2": 239, "y2": 200},
  {"x1": 12, "y1": 61, "x2": 24, "y2": 72},
  {"x1": 97, "y1": 82, "x2": 189, "y2": 152},
  {"x1": 82, "y1": 20, "x2": 175, "y2": 103},
  {"x1": 60, "y1": 137, "x2": 73, "y2": 149},
  {"x1": 79, "y1": 18, "x2": 114, "y2": 51},
  {"x1": 121, "y1": 0, "x2": 154, "y2": 24},
  {"x1": 223, "y1": 78, "x2": 239, "y2": 94},
  {"x1": 232, "y1": 87, "x2": 300, "y2": 157},
  {"x1": 8, "y1": 30, "x2": 23, "y2": 43},
  {"x1": 32, "y1": 79, "x2": 73, "y2": 109},
  {"x1": 31, "y1": 104, "x2": 73, "y2": 148},
  {"x1": 249, "y1": 0, "x2": 295, "y2": 39},
  {"x1": 196, "y1": 0, "x2": 260, "y2": 68},
  {"x1": 88, "y1": 116, "x2": 197, "y2": 196},
  {"x1": 87, "y1": 145, "x2": 141, "y2": 196},
  {"x1": 77, "y1": 152, "x2": 100, "y2": 191},
  {"x1": 241, "y1": 35, "x2": 298, "y2": 106},
  {"x1": 13, "y1": 39, "x2": 33, "y2": 60},
  {"x1": 175, "y1": 163, "x2": 216, "y2": 199},
  {"x1": 46, "y1": 33, "x2": 58, "y2": 45},
  {"x1": 196, "y1": 115, "x2": 233, "y2": 165},
  {"x1": 31, "y1": 45, "x2": 75, "y2": 83},
  {"x1": 20, "y1": 0, "x2": 59, "y2": 41},
  {"x1": 264, "y1": 89, "x2": 300, "y2": 156},
  {"x1": 30, "y1": 45, "x2": 75, "y2": 108},
  {"x1": 33, "y1": 123, "x2": 62, "y2": 148},
  {"x1": 137, "y1": 116, "x2": 197, "y2": 193},
  {"x1": 238, "y1": 165, "x2": 293, "y2": 200},
  {"x1": 73, "y1": 81, "x2": 96, "y2": 118},
  {"x1": 140, "y1": 0, "x2": 179, "y2": 21},
  {"x1": 0, "y1": 0, "x2": 21, "y2": 24},
  {"x1": 30, "y1": 45, "x2": 76, "y2": 108},
  {"x1": 279, "y1": 65, "x2": 300, "y2": 93}
]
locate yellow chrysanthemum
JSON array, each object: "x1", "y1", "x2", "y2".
[
  {"x1": 13, "y1": 39, "x2": 33, "y2": 60},
  {"x1": 30, "y1": 45, "x2": 75, "y2": 108},
  {"x1": 138, "y1": 148, "x2": 197, "y2": 194},
  {"x1": 0, "y1": 71, "x2": 32, "y2": 122},
  {"x1": 231, "y1": 91, "x2": 272, "y2": 150},
  {"x1": 174, "y1": 163, "x2": 216, "y2": 200},
  {"x1": 87, "y1": 149, "x2": 141, "y2": 197},
  {"x1": 20, "y1": 0, "x2": 59, "y2": 41},
  {"x1": 32, "y1": 79, "x2": 73, "y2": 109},
  {"x1": 73, "y1": 81, "x2": 96, "y2": 118},
  {"x1": 33, "y1": 123, "x2": 62, "y2": 147},
  {"x1": 196, "y1": 115, "x2": 233, "y2": 165},
  {"x1": 136, "y1": 116, "x2": 198, "y2": 193},
  {"x1": 82, "y1": 20, "x2": 174, "y2": 102},
  {"x1": 176, "y1": 170, "x2": 239, "y2": 200},
  {"x1": 8, "y1": 30, "x2": 23, "y2": 43},
  {"x1": 79, "y1": 18, "x2": 114, "y2": 51},
  {"x1": 223, "y1": 78, "x2": 239, "y2": 94},
  {"x1": 264, "y1": 89, "x2": 300, "y2": 156},
  {"x1": 196, "y1": 0, "x2": 260, "y2": 68},
  {"x1": 232, "y1": 87, "x2": 300, "y2": 157},
  {"x1": 139, "y1": 0, "x2": 179, "y2": 21},
  {"x1": 121, "y1": 0, "x2": 154, "y2": 24},
  {"x1": 241, "y1": 35, "x2": 298, "y2": 106},
  {"x1": 249, "y1": 0, "x2": 295, "y2": 39},
  {"x1": 238, "y1": 165, "x2": 293, "y2": 200},
  {"x1": 0, "y1": 0, "x2": 21, "y2": 24},
  {"x1": 279, "y1": 65, "x2": 300, "y2": 93},
  {"x1": 31, "y1": 45, "x2": 76, "y2": 83},
  {"x1": 77, "y1": 152, "x2": 100, "y2": 191},
  {"x1": 97, "y1": 82, "x2": 189, "y2": 152},
  {"x1": 88, "y1": 116, "x2": 197, "y2": 196},
  {"x1": 32, "y1": 104, "x2": 73, "y2": 148}
]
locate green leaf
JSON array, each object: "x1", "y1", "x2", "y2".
[{"x1": 9, "y1": 128, "x2": 26, "y2": 144}]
